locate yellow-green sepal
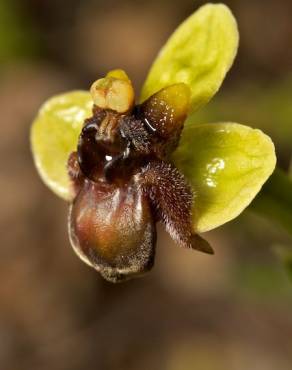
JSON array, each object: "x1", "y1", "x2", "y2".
[
  {"x1": 140, "y1": 3, "x2": 239, "y2": 113},
  {"x1": 30, "y1": 91, "x2": 93, "y2": 200},
  {"x1": 173, "y1": 123, "x2": 276, "y2": 233}
]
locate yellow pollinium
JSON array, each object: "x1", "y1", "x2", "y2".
[{"x1": 90, "y1": 69, "x2": 135, "y2": 113}]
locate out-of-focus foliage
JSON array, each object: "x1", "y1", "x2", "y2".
[
  {"x1": 251, "y1": 169, "x2": 292, "y2": 235},
  {"x1": 0, "y1": 0, "x2": 37, "y2": 63},
  {"x1": 274, "y1": 245, "x2": 292, "y2": 284},
  {"x1": 235, "y1": 260, "x2": 292, "y2": 298}
]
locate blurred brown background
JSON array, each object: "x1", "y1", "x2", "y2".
[{"x1": 1, "y1": 1, "x2": 292, "y2": 369}]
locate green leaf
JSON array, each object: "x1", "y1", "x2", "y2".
[
  {"x1": 30, "y1": 91, "x2": 92, "y2": 200},
  {"x1": 173, "y1": 123, "x2": 276, "y2": 233},
  {"x1": 140, "y1": 3, "x2": 239, "y2": 112}
]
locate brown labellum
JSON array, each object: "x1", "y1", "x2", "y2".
[
  {"x1": 69, "y1": 178, "x2": 156, "y2": 282},
  {"x1": 67, "y1": 74, "x2": 213, "y2": 282}
]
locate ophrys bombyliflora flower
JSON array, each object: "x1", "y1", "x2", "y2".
[{"x1": 31, "y1": 4, "x2": 276, "y2": 282}]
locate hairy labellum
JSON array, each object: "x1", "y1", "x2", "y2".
[{"x1": 68, "y1": 74, "x2": 213, "y2": 282}]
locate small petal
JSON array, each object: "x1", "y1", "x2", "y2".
[
  {"x1": 30, "y1": 91, "x2": 92, "y2": 200},
  {"x1": 139, "y1": 83, "x2": 190, "y2": 138},
  {"x1": 69, "y1": 180, "x2": 156, "y2": 282},
  {"x1": 173, "y1": 123, "x2": 276, "y2": 232},
  {"x1": 140, "y1": 3, "x2": 239, "y2": 113}
]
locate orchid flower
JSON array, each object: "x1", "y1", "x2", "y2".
[{"x1": 31, "y1": 4, "x2": 276, "y2": 282}]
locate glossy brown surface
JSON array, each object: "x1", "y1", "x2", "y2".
[
  {"x1": 69, "y1": 179, "x2": 156, "y2": 282},
  {"x1": 68, "y1": 83, "x2": 206, "y2": 281},
  {"x1": 140, "y1": 83, "x2": 190, "y2": 139}
]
